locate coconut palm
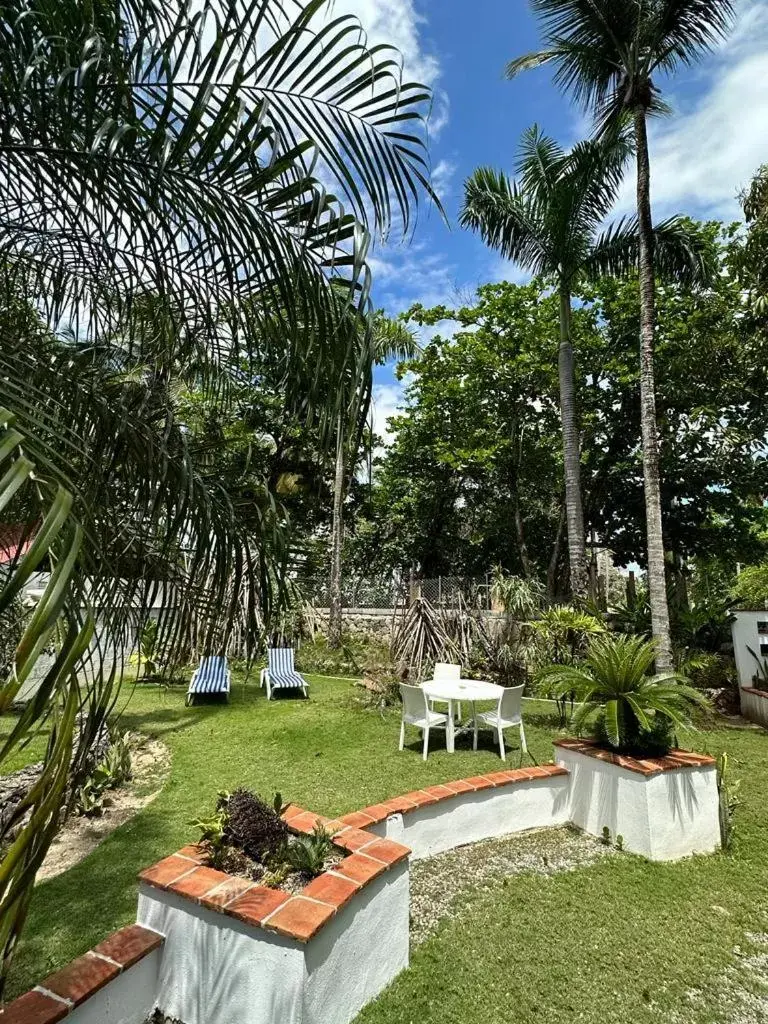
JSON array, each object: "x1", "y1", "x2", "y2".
[
  {"x1": 540, "y1": 633, "x2": 709, "y2": 754},
  {"x1": 0, "y1": 0, "x2": 436, "y2": 990},
  {"x1": 327, "y1": 312, "x2": 418, "y2": 648},
  {"x1": 506, "y1": 0, "x2": 735, "y2": 668},
  {"x1": 461, "y1": 126, "x2": 707, "y2": 601}
]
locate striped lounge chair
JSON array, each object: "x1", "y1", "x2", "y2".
[
  {"x1": 260, "y1": 647, "x2": 309, "y2": 700},
  {"x1": 186, "y1": 655, "x2": 231, "y2": 706}
]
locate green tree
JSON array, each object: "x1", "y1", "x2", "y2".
[
  {"x1": 0, "y1": 0, "x2": 435, "y2": 989},
  {"x1": 352, "y1": 283, "x2": 581, "y2": 593},
  {"x1": 461, "y1": 126, "x2": 704, "y2": 600},
  {"x1": 507, "y1": 0, "x2": 735, "y2": 669},
  {"x1": 327, "y1": 312, "x2": 417, "y2": 648}
]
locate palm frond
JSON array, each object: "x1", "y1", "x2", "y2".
[{"x1": 460, "y1": 168, "x2": 553, "y2": 275}]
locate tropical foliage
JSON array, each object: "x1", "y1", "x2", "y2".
[
  {"x1": 540, "y1": 634, "x2": 709, "y2": 755},
  {"x1": 0, "y1": 0, "x2": 436, "y2": 991},
  {"x1": 460, "y1": 126, "x2": 707, "y2": 599},
  {"x1": 507, "y1": 0, "x2": 735, "y2": 669}
]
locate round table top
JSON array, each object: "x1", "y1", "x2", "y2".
[{"x1": 422, "y1": 678, "x2": 503, "y2": 702}]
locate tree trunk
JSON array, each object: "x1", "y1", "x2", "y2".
[
  {"x1": 328, "y1": 419, "x2": 345, "y2": 649},
  {"x1": 633, "y1": 108, "x2": 673, "y2": 671},
  {"x1": 546, "y1": 503, "x2": 566, "y2": 603},
  {"x1": 557, "y1": 285, "x2": 589, "y2": 602},
  {"x1": 513, "y1": 494, "x2": 534, "y2": 579}
]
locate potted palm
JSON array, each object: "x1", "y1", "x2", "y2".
[{"x1": 541, "y1": 634, "x2": 720, "y2": 860}]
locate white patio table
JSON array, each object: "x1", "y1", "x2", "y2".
[{"x1": 422, "y1": 678, "x2": 504, "y2": 753}]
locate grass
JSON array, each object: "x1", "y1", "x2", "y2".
[{"x1": 3, "y1": 672, "x2": 768, "y2": 1024}]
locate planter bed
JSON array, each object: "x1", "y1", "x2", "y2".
[
  {"x1": 554, "y1": 738, "x2": 719, "y2": 861},
  {"x1": 4, "y1": 744, "x2": 722, "y2": 1024}
]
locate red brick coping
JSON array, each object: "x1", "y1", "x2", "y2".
[
  {"x1": 1, "y1": 925, "x2": 162, "y2": 1024},
  {"x1": 742, "y1": 686, "x2": 768, "y2": 699},
  {"x1": 138, "y1": 809, "x2": 410, "y2": 944},
  {"x1": 137, "y1": 764, "x2": 568, "y2": 945},
  {"x1": 554, "y1": 738, "x2": 715, "y2": 777},
  {"x1": 340, "y1": 763, "x2": 569, "y2": 826}
]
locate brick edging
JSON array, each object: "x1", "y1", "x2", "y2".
[
  {"x1": 554, "y1": 738, "x2": 715, "y2": 776},
  {"x1": 742, "y1": 686, "x2": 768, "y2": 699},
  {"x1": 138, "y1": 813, "x2": 410, "y2": 944},
  {"x1": 342, "y1": 763, "x2": 568, "y2": 826},
  {"x1": 136, "y1": 763, "x2": 568, "y2": 944},
  {"x1": 1, "y1": 925, "x2": 162, "y2": 1024}
]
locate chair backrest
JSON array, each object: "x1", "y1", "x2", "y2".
[
  {"x1": 499, "y1": 683, "x2": 525, "y2": 721},
  {"x1": 268, "y1": 647, "x2": 295, "y2": 673},
  {"x1": 399, "y1": 683, "x2": 429, "y2": 718},
  {"x1": 199, "y1": 656, "x2": 228, "y2": 685},
  {"x1": 433, "y1": 662, "x2": 461, "y2": 683}
]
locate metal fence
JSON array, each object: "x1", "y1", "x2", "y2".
[{"x1": 299, "y1": 575, "x2": 492, "y2": 611}]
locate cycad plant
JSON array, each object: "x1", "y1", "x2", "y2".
[
  {"x1": 507, "y1": 0, "x2": 734, "y2": 667},
  {"x1": 540, "y1": 634, "x2": 709, "y2": 755},
  {"x1": 461, "y1": 127, "x2": 707, "y2": 601},
  {"x1": 0, "y1": 0, "x2": 436, "y2": 991}
]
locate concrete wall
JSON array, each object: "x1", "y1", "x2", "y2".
[
  {"x1": 555, "y1": 746, "x2": 720, "y2": 860},
  {"x1": 137, "y1": 864, "x2": 409, "y2": 1024},
  {"x1": 67, "y1": 949, "x2": 161, "y2": 1024},
  {"x1": 731, "y1": 610, "x2": 768, "y2": 690},
  {"x1": 369, "y1": 776, "x2": 570, "y2": 859}
]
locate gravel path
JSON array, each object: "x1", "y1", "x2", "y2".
[{"x1": 409, "y1": 825, "x2": 618, "y2": 946}]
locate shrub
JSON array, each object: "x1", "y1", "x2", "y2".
[
  {"x1": 73, "y1": 728, "x2": 133, "y2": 817},
  {"x1": 282, "y1": 824, "x2": 335, "y2": 878},
  {"x1": 730, "y1": 564, "x2": 768, "y2": 609},
  {"x1": 224, "y1": 789, "x2": 288, "y2": 863},
  {"x1": 539, "y1": 634, "x2": 710, "y2": 756}
]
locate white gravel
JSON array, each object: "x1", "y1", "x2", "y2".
[{"x1": 409, "y1": 825, "x2": 618, "y2": 946}]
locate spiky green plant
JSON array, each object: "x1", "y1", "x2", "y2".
[{"x1": 540, "y1": 634, "x2": 709, "y2": 755}]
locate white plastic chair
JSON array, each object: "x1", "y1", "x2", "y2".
[
  {"x1": 399, "y1": 683, "x2": 449, "y2": 761},
  {"x1": 431, "y1": 661, "x2": 463, "y2": 721},
  {"x1": 471, "y1": 684, "x2": 527, "y2": 761}
]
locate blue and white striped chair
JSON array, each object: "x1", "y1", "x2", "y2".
[
  {"x1": 186, "y1": 656, "x2": 231, "y2": 706},
  {"x1": 260, "y1": 647, "x2": 309, "y2": 700}
]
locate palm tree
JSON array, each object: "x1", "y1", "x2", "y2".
[
  {"x1": 327, "y1": 313, "x2": 417, "y2": 648},
  {"x1": 0, "y1": 0, "x2": 436, "y2": 990},
  {"x1": 506, "y1": 0, "x2": 734, "y2": 669},
  {"x1": 461, "y1": 126, "x2": 706, "y2": 602}
]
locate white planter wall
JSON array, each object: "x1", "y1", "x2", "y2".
[
  {"x1": 370, "y1": 774, "x2": 570, "y2": 859},
  {"x1": 7, "y1": 744, "x2": 723, "y2": 1024},
  {"x1": 555, "y1": 745, "x2": 720, "y2": 860},
  {"x1": 136, "y1": 863, "x2": 409, "y2": 1024}
]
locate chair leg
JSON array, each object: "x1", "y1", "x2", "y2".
[
  {"x1": 519, "y1": 721, "x2": 528, "y2": 753},
  {"x1": 497, "y1": 724, "x2": 506, "y2": 761},
  {"x1": 399, "y1": 720, "x2": 406, "y2": 751},
  {"x1": 423, "y1": 725, "x2": 430, "y2": 761}
]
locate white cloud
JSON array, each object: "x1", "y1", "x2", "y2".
[
  {"x1": 371, "y1": 381, "x2": 407, "y2": 443},
  {"x1": 612, "y1": 0, "x2": 768, "y2": 221},
  {"x1": 431, "y1": 158, "x2": 457, "y2": 201},
  {"x1": 326, "y1": 0, "x2": 447, "y2": 137}
]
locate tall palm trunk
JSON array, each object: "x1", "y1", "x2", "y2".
[
  {"x1": 633, "y1": 108, "x2": 673, "y2": 671},
  {"x1": 557, "y1": 284, "x2": 589, "y2": 601},
  {"x1": 328, "y1": 415, "x2": 345, "y2": 649}
]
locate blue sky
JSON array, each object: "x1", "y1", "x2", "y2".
[{"x1": 331, "y1": 0, "x2": 768, "y2": 437}]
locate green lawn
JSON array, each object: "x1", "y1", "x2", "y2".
[{"x1": 4, "y1": 673, "x2": 768, "y2": 1024}]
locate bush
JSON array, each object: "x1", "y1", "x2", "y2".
[
  {"x1": 730, "y1": 564, "x2": 768, "y2": 609},
  {"x1": 282, "y1": 824, "x2": 335, "y2": 878},
  {"x1": 539, "y1": 634, "x2": 710, "y2": 756},
  {"x1": 224, "y1": 789, "x2": 288, "y2": 863},
  {"x1": 294, "y1": 633, "x2": 389, "y2": 677}
]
